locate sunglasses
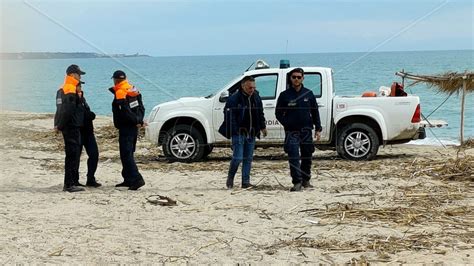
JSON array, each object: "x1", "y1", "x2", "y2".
[{"x1": 291, "y1": 75, "x2": 303, "y2": 80}]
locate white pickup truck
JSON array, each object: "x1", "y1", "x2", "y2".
[{"x1": 146, "y1": 60, "x2": 428, "y2": 162}]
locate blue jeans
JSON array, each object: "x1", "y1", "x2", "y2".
[
  {"x1": 284, "y1": 129, "x2": 315, "y2": 184},
  {"x1": 227, "y1": 135, "x2": 256, "y2": 185}
]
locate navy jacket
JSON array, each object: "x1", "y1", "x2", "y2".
[
  {"x1": 54, "y1": 89, "x2": 84, "y2": 130},
  {"x1": 275, "y1": 86, "x2": 322, "y2": 132},
  {"x1": 109, "y1": 87, "x2": 145, "y2": 130},
  {"x1": 79, "y1": 92, "x2": 96, "y2": 135},
  {"x1": 219, "y1": 90, "x2": 266, "y2": 139}
]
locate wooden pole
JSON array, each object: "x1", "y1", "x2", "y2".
[{"x1": 460, "y1": 76, "x2": 467, "y2": 145}]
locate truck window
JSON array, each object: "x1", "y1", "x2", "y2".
[
  {"x1": 228, "y1": 74, "x2": 279, "y2": 99},
  {"x1": 255, "y1": 74, "x2": 278, "y2": 100},
  {"x1": 304, "y1": 73, "x2": 322, "y2": 98}
]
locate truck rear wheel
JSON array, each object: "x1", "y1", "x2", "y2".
[
  {"x1": 162, "y1": 125, "x2": 206, "y2": 162},
  {"x1": 336, "y1": 123, "x2": 379, "y2": 160}
]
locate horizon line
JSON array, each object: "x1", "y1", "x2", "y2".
[{"x1": 1, "y1": 48, "x2": 472, "y2": 58}]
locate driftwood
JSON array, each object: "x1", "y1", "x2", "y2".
[
  {"x1": 48, "y1": 247, "x2": 65, "y2": 257},
  {"x1": 146, "y1": 195, "x2": 177, "y2": 206}
]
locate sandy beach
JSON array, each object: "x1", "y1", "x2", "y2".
[{"x1": 0, "y1": 111, "x2": 472, "y2": 264}]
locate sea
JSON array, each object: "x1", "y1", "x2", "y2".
[{"x1": 1, "y1": 50, "x2": 473, "y2": 145}]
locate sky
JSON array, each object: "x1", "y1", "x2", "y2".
[{"x1": 0, "y1": 0, "x2": 472, "y2": 56}]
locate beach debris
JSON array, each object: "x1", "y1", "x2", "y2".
[
  {"x1": 406, "y1": 155, "x2": 473, "y2": 182},
  {"x1": 348, "y1": 255, "x2": 370, "y2": 265},
  {"x1": 258, "y1": 209, "x2": 272, "y2": 220},
  {"x1": 85, "y1": 224, "x2": 111, "y2": 230},
  {"x1": 94, "y1": 199, "x2": 110, "y2": 205},
  {"x1": 264, "y1": 180, "x2": 474, "y2": 258},
  {"x1": 48, "y1": 247, "x2": 65, "y2": 257},
  {"x1": 300, "y1": 183, "x2": 473, "y2": 227},
  {"x1": 264, "y1": 230, "x2": 471, "y2": 257},
  {"x1": 463, "y1": 138, "x2": 474, "y2": 148},
  {"x1": 304, "y1": 218, "x2": 321, "y2": 225},
  {"x1": 295, "y1": 232, "x2": 307, "y2": 240},
  {"x1": 188, "y1": 238, "x2": 224, "y2": 258},
  {"x1": 146, "y1": 194, "x2": 177, "y2": 206}
]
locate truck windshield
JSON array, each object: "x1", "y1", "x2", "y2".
[{"x1": 204, "y1": 75, "x2": 243, "y2": 98}]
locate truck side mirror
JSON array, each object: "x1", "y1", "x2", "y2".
[{"x1": 219, "y1": 91, "x2": 229, "y2": 103}]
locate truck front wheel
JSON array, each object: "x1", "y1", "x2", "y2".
[
  {"x1": 162, "y1": 125, "x2": 206, "y2": 162},
  {"x1": 336, "y1": 123, "x2": 379, "y2": 160},
  {"x1": 203, "y1": 145, "x2": 214, "y2": 158}
]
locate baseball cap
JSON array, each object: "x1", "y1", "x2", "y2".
[
  {"x1": 111, "y1": 70, "x2": 126, "y2": 79},
  {"x1": 66, "y1": 64, "x2": 86, "y2": 75}
]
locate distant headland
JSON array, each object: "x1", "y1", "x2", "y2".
[{"x1": 0, "y1": 52, "x2": 151, "y2": 60}]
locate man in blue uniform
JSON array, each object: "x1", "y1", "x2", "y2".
[
  {"x1": 275, "y1": 68, "x2": 322, "y2": 192},
  {"x1": 76, "y1": 83, "x2": 102, "y2": 188},
  {"x1": 109, "y1": 70, "x2": 146, "y2": 190},
  {"x1": 55, "y1": 64, "x2": 86, "y2": 192}
]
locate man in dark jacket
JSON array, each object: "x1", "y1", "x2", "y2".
[
  {"x1": 109, "y1": 70, "x2": 146, "y2": 190},
  {"x1": 55, "y1": 64, "x2": 86, "y2": 192},
  {"x1": 76, "y1": 83, "x2": 101, "y2": 187},
  {"x1": 275, "y1": 68, "x2": 322, "y2": 192},
  {"x1": 223, "y1": 76, "x2": 267, "y2": 189}
]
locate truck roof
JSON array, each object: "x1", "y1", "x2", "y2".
[{"x1": 244, "y1": 66, "x2": 332, "y2": 76}]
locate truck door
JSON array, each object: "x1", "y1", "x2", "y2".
[
  {"x1": 304, "y1": 72, "x2": 329, "y2": 141},
  {"x1": 253, "y1": 74, "x2": 280, "y2": 142},
  {"x1": 212, "y1": 74, "x2": 281, "y2": 142},
  {"x1": 212, "y1": 83, "x2": 238, "y2": 143}
]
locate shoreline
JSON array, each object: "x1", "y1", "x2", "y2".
[
  {"x1": 0, "y1": 110, "x2": 466, "y2": 147},
  {"x1": 0, "y1": 52, "x2": 151, "y2": 60}
]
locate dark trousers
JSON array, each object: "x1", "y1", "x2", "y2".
[
  {"x1": 119, "y1": 127, "x2": 143, "y2": 184},
  {"x1": 284, "y1": 129, "x2": 315, "y2": 184},
  {"x1": 80, "y1": 130, "x2": 99, "y2": 181},
  {"x1": 62, "y1": 127, "x2": 82, "y2": 187}
]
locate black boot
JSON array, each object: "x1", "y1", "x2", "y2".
[
  {"x1": 302, "y1": 180, "x2": 314, "y2": 188},
  {"x1": 128, "y1": 178, "x2": 145, "y2": 191},
  {"x1": 241, "y1": 183, "x2": 254, "y2": 189},
  {"x1": 63, "y1": 185, "x2": 85, "y2": 192},
  {"x1": 115, "y1": 181, "x2": 130, "y2": 187},
  {"x1": 226, "y1": 177, "x2": 234, "y2": 189},
  {"x1": 74, "y1": 182, "x2": 86, "y2": 187},
  {"x1": 290, "y1": 183, "x2": 302, "y2": 192},
  {"x1": 86, "y1": 177, "x2": 102, "y2": 188}
]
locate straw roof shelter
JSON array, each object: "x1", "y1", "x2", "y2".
[{"x1": 396, "y1": 71, "x2": 473, "y2": 144}]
